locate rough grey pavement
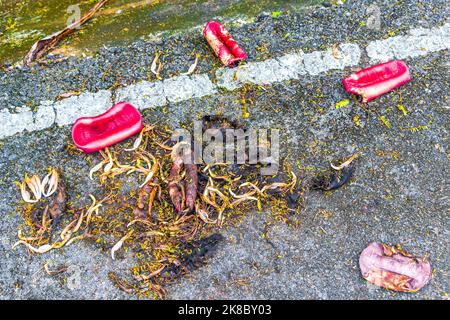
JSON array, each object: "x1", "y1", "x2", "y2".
[{"x1": 0, "y1": 0, "x2": 449, "y2": 299}]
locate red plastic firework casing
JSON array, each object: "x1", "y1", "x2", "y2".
[
  {"x1": 342, "y1": 60, "x2": 411, "y2": 102},
  {"x1": 359, "y1": 242, "x2": 432, "y2": 292},
  {"x1": 72, "y1": 102, "x2": 143, "y2": 153},
  {"x1": 203, "y1": 21, "x2": 247, "y2": 67}
]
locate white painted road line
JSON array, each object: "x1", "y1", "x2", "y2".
[
  {"x1": 55, "y1": 90, "x2": 112, "y2": 126},
  {"x1": 0, "y1": 24, "x2": 449, "y2": 140},
  {"x1": 216, "y1": 42, "x2": 361, "y2": 90},
  {"x1": 367, "y1": 24, "x2": 450, "y2": 62},
  {"x1": 115, "y1": 80, "x2": 166, "y2": 110},
  {"x1": 163, "y1": 74, "x2": 217, "y2": 103}
]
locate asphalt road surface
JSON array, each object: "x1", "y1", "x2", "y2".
[{"x1": 0, "y1": 0, "x2": 448, "y2": 299}]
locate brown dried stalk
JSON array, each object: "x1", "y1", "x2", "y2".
[
  {"x1": 168, "y1": 156, "x2": 184, "y2": 212},
  {"x1": 185, "y1": 164, "x2": 198, "y2": 212},
  {"x1": 23, "y1": 0, "x2": 108, "y2": 66}
]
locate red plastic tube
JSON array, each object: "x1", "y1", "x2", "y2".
[
  {"x1": 72, "y1": 102, "x2": 142, "y2": 153},
  {"x1": 342, "y1": 60, "x2": 411, "y2": 102},
  {"x1": 203, "y1": 21, "x2": 247, "y2": 67}
]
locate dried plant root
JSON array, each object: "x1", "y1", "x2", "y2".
[
  {"x1": 185, "y1": 164, "x2": 198, "y2": 212},
  {"x1": 13, "y1": 195, "x2": 105, "y2": 255},
  {"x1": 168, "y1": 156, "x2": 184, "y2": 212},
  {"x1": 133, "y1": 178, "x2": 159, "y2": 219}
]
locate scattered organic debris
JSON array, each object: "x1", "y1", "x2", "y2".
[
  {"x1": 311, "y1": 154, "x2": 359, "y2": 191},
  {"x1": 16, "y1": 168, "x2": 59, "y2": 204},
  {"x1": 203, "y1": 21, "x2": 247, "y2": 67},
  {"x1": 330, "y1": 152, "x2": 360, "y2": 171},
  {"x1": 311, "y1": 166, "x2": 352, "y2": 191},
  {"x1": 331, "y1": 43, "x2": 342, "y2": 59},
  {"x1": 167, "y1": 154, "x2": 185, "y2": 213},
  {"x1": 359, "y1": 242, "x2": 432, "y2": 292},
  {"x1": 201, "y1": 115, "x2": 244, "y2": 131},
  {"x1": 111, "y1": 230, "x2": 134, "y2": 260},
  {"x1": 151, "y1": 52, "x2": 164, "y2": 80},
  {"x1": 239, "y1": 84, "x2": 257, "y2": 119},
  {"x1": 185, "y1": 164, "x2": 199, "y2": 212},
  {"x1": 133, "y1": 175, "x2": 159, "y2": 220},
  {"x1": 13, "y1": 193, "x2": 107, "y2": 255},
  {"x1": 23, "y1": 0, "x2": 109, "y2": 66},
  {"x1": 182, "y1": 53, "x2": 200, "y2": 76},
  {"x1": 163, "y1": 233, "x2": 224, "y2": 276},
  {"x1": 91, "y1": 118, "x2": 299, "y2": 297},
  {"x1": 342, "y1": 60, "x2": 411, "y2": 103},
  {"x1": 57, "y1": 91, "x2": 82, "y2": 101},
  {"x1": 14, "y1": 117, "x2": 302, "y2": 299},
  {"x1": 20, "y1": 115, "x2": 430, "y2": 298},
  {"x1": 335, "y1": 98, "x2": 350, "y2": 109},
  {"x1": 16, "y1": 168, "x2": 65, "y2": 229},
  {"x1": 48, "y1": 177, "x2": 66, "y2": 224},
  {"x1": 44, "y1": 262, "x2": 68, "y2": 276}
]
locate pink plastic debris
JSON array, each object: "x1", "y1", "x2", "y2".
[
  {"x1": 342, "y1": 60, "x2": 411, "y2": 102},
  {"x1": 203, "y1": 21, "x2": 247, "y2": 67},
  {"x1": 359, "y1": 242, "x2": 432, "y2": 292}
]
